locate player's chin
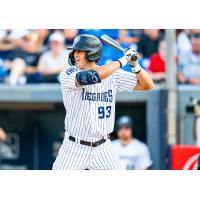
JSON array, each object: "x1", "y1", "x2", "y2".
[
  {"x1": 75, "y1": 62, "x2": 82, "y2": 69},
  {"x1": 77, "y1": 62, "x2": 87, "y2": 70}
]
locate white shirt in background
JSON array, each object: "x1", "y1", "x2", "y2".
[{"x1": 112, "y1": 138, "x2": 153, "y2": 170}]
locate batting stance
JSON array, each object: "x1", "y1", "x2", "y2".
[{"x1": 52, "y1": 34, "x2": 153, "y2": 170}]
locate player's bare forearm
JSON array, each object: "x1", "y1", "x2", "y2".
[
  {"x1": 96, "y1": 61, "x2": 121, "y2": 80},
  {"x1": 134, "y1": 69, "x2": 154, "y2": 90}
]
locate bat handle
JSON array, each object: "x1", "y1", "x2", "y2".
[
  {"x1": 123, "y1": 48, "x2": 138, "y2": 61},
  {"x1": 123, "y1": 48, "x2": 129, "y2": 53}
]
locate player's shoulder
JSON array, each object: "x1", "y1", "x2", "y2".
[
  {"x1": 66, "y1": 66, "x2": 79, "y2": 75},
  {"x1": 59, "y1": 66, "x2": 79, "y2": 84},
  {"x1": 60, "y1": 66, "x2": 78, "y2": 76}
]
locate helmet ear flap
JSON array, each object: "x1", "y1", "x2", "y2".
[
  {"x1": 86, "y1": 52, "x2": 93, "y2": 62},
  {"x1": 86, "y1": 48, "x2": 102, "y2": 62},
  {"x1": 68, "y1": 50, "x2": 75, "y2": 66}
]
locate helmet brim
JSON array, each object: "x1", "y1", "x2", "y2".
[
  {"x1": 66, "y1": 45, "x2": 91, "y2": 51},
  {"x1": 66, "y1": 46, "x2": 73, "y2": 50}
]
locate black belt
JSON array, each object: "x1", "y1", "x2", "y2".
[{"x1": 69, "y1": 136, "x2": 106, "y2": 147}]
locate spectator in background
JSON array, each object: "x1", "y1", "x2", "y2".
[
  {"x1": 0, "y1": 127, "x2": 7, "y2": 166},
  {"x1": 0, "y1": 127, "x2": 7, "y2": 142},
  {"x1": 37, "y1": 32, "x2": 68, "y2": 83},
  {"x1": 0, "y1": 29, "x2": 29, "y2": 58},
  {"x1": 62, "y1": 29, "x2": 79, "y2": 46},
  {"x1": 5, "y1": 31, "x2": 42, "y2": 85},
  {"x1": 147, "y1": 40, "x2": 166, "y2": 83},
  {"x1": 35, "y1": 29, "x2": 49, "y2": 51},
  {"x1": 112, "y1": 116, "x2": 153, "y2": 170},
  {"x1": 0, "y1": 29, "x2": 30, "y2": 83},
  {"x1": 0, "y1": 58, "x2": 8, "y2": 83},
  {"x1": 138, "y1": 29, "x2": 163, "y2": 69},
  {"x1": 178, "y1": 30, "x2": 200, "y2": 84},
  {"x1": 118, "y1": 29, "x2": 143, "y2": 50},
  {"x1": 0, "y1": 29, "x2": 16, "y2": 57},
  {"x1": 177, "y1": 29, "x2": 191, "y2": 54},
  {"x1": 0, "y1": 127, "x2": 14, "y2": 166}
]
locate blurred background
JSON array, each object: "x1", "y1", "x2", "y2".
[{"x1": 0, "y1": 29, "x2": 200, "y2": 170}]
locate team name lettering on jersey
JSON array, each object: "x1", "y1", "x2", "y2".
[
  {"x1": 66, "y1": 67, "x2": 78, "y2": 75},
  {"x1": 81, "y1": 88, "x2": 113, "y2": 102}
]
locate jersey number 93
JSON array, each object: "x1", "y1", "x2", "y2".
[{"x1": 98, "y1": 106, "x2": 112, "y2": 119}]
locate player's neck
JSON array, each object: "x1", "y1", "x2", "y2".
[{"x1": 80, "y1": 62, "x2": 97, "y2": 70}]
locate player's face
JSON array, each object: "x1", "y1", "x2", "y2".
[
  {"x1": 118, "y1": 127, "x2": 132, "y2": 143},
  {"x1": 74, "y1": 50, "x2": 88, "y2": 69}
]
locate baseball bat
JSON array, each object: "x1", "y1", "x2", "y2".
[
  {"x1": 100, "y1": 34, "x2": 137, "y2": 61},
  {"x1": 100, "y1": 34, "x2": 127, "y2": 53}
]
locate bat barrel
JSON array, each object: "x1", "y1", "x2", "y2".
[{"x1": 100, "y1": 34, "x2": 125, "y2": 53}]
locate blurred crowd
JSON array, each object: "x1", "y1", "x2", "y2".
[{"x1": 0, "y1": 29, "x2": 200, "y2": 85}]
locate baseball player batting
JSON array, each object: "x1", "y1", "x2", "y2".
[{"x1": 52, "y1": 34, "x2": 153, "y2": 170}]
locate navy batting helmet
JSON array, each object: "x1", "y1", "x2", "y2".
[
  {"x1": 116, "y1": 116, "x2": 133, "y2": 130},
  {"x1": 67, "y1": 34, "x2": 102, "y2": 66}
]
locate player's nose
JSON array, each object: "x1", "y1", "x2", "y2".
[{"x1": 74, "y1": 54, "x2": 79, "y2": 60}]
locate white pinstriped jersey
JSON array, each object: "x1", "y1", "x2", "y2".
[{"x1": 59, "y1": 66, "x2": 137, "y2": 142}]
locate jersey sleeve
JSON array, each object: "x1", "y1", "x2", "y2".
[
  {"x1": 113, "y1": 68, "x2": 137, "y2": 92},
  {"x1": 59, "y1": 66, "x2": 79, "y2": 90}
]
